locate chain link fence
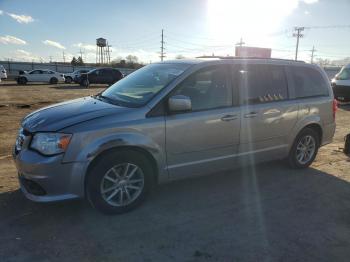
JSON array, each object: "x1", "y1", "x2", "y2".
[{"x1": 0, "y1": 60, "x2": 135, "y2": 79}]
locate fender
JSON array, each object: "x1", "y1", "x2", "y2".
[
  {"x1": 63, "y1": 131, "x2": 168, "y2": 183},
  {"x1": 287, "y1": 114, "x2": 322, "y2": 150}
]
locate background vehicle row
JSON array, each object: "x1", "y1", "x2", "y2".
[{"x1": 15, "y1": 67, "x2": 123, "y2": 86}]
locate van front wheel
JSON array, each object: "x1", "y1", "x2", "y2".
[
  {"x1": 86, "y1": 150, "x2": 153, "y2": 214},
  {"x1": 288, "y1": 128, "x2": 320, "y2": 168}
]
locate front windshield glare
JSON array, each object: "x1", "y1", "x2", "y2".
[{"x1": 102, "y1": 63, "x2": 190, "y2": 107}]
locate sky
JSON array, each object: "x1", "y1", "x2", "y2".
[{"x1": 0, "y1": 0, "x2": 350, "y2": 64}]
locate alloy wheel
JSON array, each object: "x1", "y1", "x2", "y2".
[
  {"x1": 100, "y1": 163, "x2": 145, "y2": 207},
  {"x1": 296, "y1": 135, "x2": 316, "y2": 165}
]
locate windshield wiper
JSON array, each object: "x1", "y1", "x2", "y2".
[{"x1": 94, "y1": 94, "x2": 122, "y2": 106}]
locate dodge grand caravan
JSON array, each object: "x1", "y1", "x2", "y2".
[{"x1": 13, "y1": 58, "x2": 336, "y2": 214}]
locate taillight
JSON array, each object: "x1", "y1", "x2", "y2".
[{"x1": 332, "y1": 99, "x2": 338, "y2": 119}]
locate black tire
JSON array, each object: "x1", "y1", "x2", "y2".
[
  {"x1": 288, "y1": 128, "x2": 320, "y2": 168},
  {"x1": 81, "y1": 79, "x2": 89, "y2": 88},
  {"x1": 49, "y1": 77, "x2": 58, "y2": 84},
  {"x1": 65, "y1": 76, "x2": 72, "y2": 84},
  {"x1": 86, "y1": 150, "x2": 154, "y2": 215},
  {"x1": 17, "y1": 77, "x2": 27, "y2": 85}
]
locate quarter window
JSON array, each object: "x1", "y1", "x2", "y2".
[
  {"x1": 238, "y1": 65, "x2": 288, "y2": 104},
  {"x1": 174, "y1": 66, "x2": 232, "y2": 111},
  {"x1": 290, "y1": 67, "x2": 329, "y2": 98}
]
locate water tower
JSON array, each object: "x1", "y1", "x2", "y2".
[{"x1": 96, "y1": 38, "x2": 111, "y2": 64}]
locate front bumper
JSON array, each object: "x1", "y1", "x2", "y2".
[
  {"x1": 13, "y1": 148, "x2": 88, "y2": 202},
  {"x1": 333, "y1": 85, "x2": 350, "y2": 102}
]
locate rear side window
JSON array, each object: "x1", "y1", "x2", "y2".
[
  {"x1": 237, "y1": 64, "x2": 288, "y2": 104},
  {"x1": 290, "y1": 67, "x2": 329, "y2": 98}
]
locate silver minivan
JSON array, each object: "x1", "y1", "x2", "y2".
[{"x1": 13, "y1": 58, "x2": 336, "y2": 214}]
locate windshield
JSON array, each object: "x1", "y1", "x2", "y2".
[
  {"x1": 101, "y1": 63, "x2": 190, "y2": 107},
  {"x1": 336, "y1": 67, "x2": 350, "y2": 80}
]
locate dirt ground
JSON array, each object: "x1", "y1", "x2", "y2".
[{"x1": 0, "y1": 81, "x2": 349, "y2": 261}]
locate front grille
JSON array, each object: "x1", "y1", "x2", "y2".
[
  {"x1": 333, "y1": 85, "x2": 350, "y2": 101},
  {"x1": 20, "y1": 177, "x2": 47, "y2": 196}
]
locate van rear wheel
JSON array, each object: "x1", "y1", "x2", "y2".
[
  {"x1": 86, "y1": 150, "x2": 153, "y2": 214},
  {"x1": 288, "y1": 128, "x2": 320, "y2": 168}
]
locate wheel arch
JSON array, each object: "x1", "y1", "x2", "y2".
[
  {"x1": 303, "y1": 123, "x2": 323, "y2": 144},
  {"x1": 84, "y1": 145, "x2": 160, "y2": 196}
]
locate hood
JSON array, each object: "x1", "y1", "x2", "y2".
[{"x1": 22, "y1": 96, "x2": 130, "y2": 132}]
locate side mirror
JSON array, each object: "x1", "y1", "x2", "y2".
[{"x1": 168, "y1": 95, "x2": 192, "y2": 113}]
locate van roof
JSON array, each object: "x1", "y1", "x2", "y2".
[{"x1": 161, "y1": 57, "x2": 306, "y2": 65}]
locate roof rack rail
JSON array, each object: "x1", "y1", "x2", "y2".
[{"x1": 196, "y1": 56, "x2": 305, "y2": 63}]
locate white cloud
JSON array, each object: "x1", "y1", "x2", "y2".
[
  {"x1": 43, "y1": 40, "x2": 66, "y2": 50},
  {"x1": 73, "y1": 43, "x2": 96, "y2": 51},
  {"x1": 7, "y1": 13, "x2": 34, "y2": 24},
  {"x1": 12, "y1": 49, "x2": 40, "y2": 61},
  {"x1": 0, "y1": 10, "x2": 3, "y2": 15},
  {"x1": 0, "y1": 35, "x2": 27, "y2": 45},
  {"x1": 304, "y1": 10, "x2": 310, "y2": 15}
]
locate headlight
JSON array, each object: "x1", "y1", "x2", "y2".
[{"x1": 30, "y1": 133, "x2": 72, "y2": 155}]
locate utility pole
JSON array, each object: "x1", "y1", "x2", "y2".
[
  {"x1": 62, "y1": 51, "x2": 66, "y2": 63},
  {"x1": 235, "y1": 37, "x2": 245, "y2": 47},
  {"x1": 106, "y1": 44, "x2": 112, "y2": 64},
  {"x1": 310, "y1": 45, "x2": 316, "y2": 64},
  {"x1": 79, "y1": 48, "x2": 84, "y2": 61},
  {"x1": 160, "y1": 29, "x2": 166, "y2": 61},
  {"x1": 293, "y1": 27, "x2": 304, "y2": 61},
  {"x1": 49, "y1": 56, "x2": 53, "y2": 63}
]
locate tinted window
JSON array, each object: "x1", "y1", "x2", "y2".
[
  {"x1": 174, "y1": 65, "x2": 232, "y2": 111},
  {"x1": 30, "y1": 70, "x2": 42, "y2": 74},
  {"x1": 113, "y1": 69, "x2": 123, "y2": 79},
  {"x1": 238, "y1": 64, "x2": 288, "y2": 104},
  {"x1": 290, "y1": 66, "x2": 329, "y2": 98},
  {"x1": 99, "y1": 69, "x2": 109, "y2": 76}
]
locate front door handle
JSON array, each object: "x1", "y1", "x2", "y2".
[
  {"x1": 221, "y1": 114, "x2": 238, "y2": 121},
  {"x1": 244, "y1": 112, "x2": 258, "y2": 118}
]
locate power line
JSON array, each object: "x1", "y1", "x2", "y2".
[{"x1": 293, "y1": 27, "x2": 304, "y2": 61}]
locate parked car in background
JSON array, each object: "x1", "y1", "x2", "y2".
[
  {"x1": 17, "y1": 69, "x2": 65, "y2": 85},
  {"x1": 79, "y1": 68, "x2": 123, "y2": 87},
  {"x1": 0, "y1": 65, "x2": 7, "y2": 80},
  {"x1": 13, "y1": 58, "x2": 336, "y2": 214},
  {"x1": 64, "y1": 69, "x2": 90, "y2": 83},
  {"x1": 331, "y1": 64, "x2": 350, "y2": 102}
]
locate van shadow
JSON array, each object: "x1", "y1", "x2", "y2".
[{"x1": 0, "y1": 162, "x2": 349, "y2": 261}]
